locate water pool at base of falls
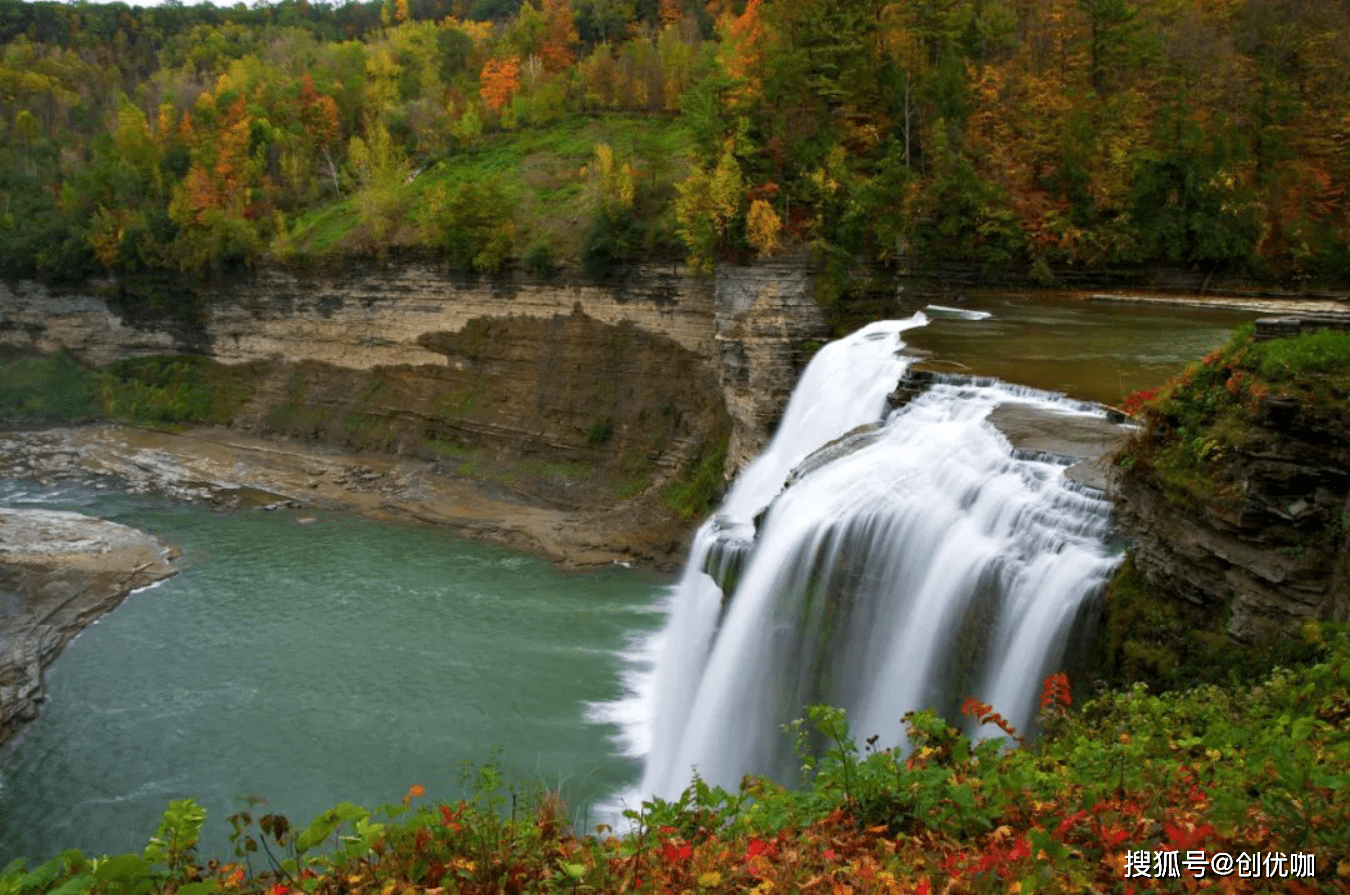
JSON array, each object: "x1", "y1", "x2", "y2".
[{"x1": 0, "y1": 482, "x2": 666, "y2": 863}]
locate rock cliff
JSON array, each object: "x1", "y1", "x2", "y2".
[
  {"x1": 1113, "y1": 396, "x2": 1350, "y2": 643},
  {"x1": 0, "y1": 508, "x2": 178, "y2": 745},
  {"x1": 1108, "y1": 321, "x2": 1350, "y2": 664},
  {"x1": 713, "y1": 258, "x2": 829, "y2": 472},
  {"x1": 0, "y1": 260, "x2": 829, "y2": 495}
]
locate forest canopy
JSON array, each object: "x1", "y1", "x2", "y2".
[{"x1": 1, "y1": 0, "x2": 1346, "y2": 283}]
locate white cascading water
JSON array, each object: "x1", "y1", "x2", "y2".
[{"x1": 592, "y1": 315, "x2": 1121, "y2": 802}]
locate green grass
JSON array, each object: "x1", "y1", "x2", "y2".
[
  {"x1": 286, "y1": 199, "x2": 363, "y2": 256},
  {"x1": 521, "y1": 459, "x2": 590, "y2": 482},
  {"x1": 422, "y1": 437, "x2": 471, "y2": 460},
  {"x1": 1121, "y1": 325, "x2": 1350, "y2": 510},
  {"x1": 1246, "y1": 327, "x2": 1350, "y2": 380},
  {"x1": 284, "y1": 113, "x2": 694, "y2": 265},
  {"x1": 662, "y1": 431, "x2": 728, "y2": 520},
  {"x1": 0, "y1": 352, "x2": 102, "y2": 420}
]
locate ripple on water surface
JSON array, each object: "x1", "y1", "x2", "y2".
[{"x1": 0, "y1": 482, "x2": 666, "y2": 863}]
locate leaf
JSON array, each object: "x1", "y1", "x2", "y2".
[
  {"x1": 94, "y1": 855, "x2": 152, "y2": 884},
  {"x1": 295, "y1": 812, "x2": 343, "y2": 855},
  {"x1": 176, "y1": 883, "x2": 220, "y2": 895},
  {"x1": 45, "y1": 875, "x2": 95, "y2": 895}
]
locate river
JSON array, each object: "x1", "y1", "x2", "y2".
[
  {"x1": 0, "y1": 293, "x2": 1258, "y2": 864},
  {"x1": 0, "y1": 483, "x2": 666, "y2": 863}
]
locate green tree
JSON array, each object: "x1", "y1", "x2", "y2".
[{"x1": 347, "y1": 117, "x2": 410, "y2": 247}]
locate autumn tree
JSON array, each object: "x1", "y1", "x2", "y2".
[
  {"x1": 538, "y1": 0, "x2": 578, "y2": 72},
  {"x1": 347, "y1": 117, "x2": 410, "y2": 247},
  {"x1": 675, "y1": 143, "x2": 743, "y2": 273},
  {"x1": 480, "y1": 56, "x2": 522, "y2": 111}
]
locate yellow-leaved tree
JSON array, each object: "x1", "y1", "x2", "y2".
[
  {"x1": 675, "y1": 143, "x2": 743, "y2": 273},
  {"x1": 745, "y1": 198, "x2": 782, "y2": 256},
  {"x1": 347, "y1": 118, "x2": 409, "y2": 247}
]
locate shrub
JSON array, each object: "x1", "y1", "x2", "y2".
[{"x1": 425, "y1": 181, "x2": 516, "y2": 273}]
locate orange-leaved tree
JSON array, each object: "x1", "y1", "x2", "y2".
[{"x1": 480, "y1": 56, "x2": 522, "y2": 112}]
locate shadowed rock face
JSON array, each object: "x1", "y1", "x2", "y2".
[
  {"x1": 1113, "y1": 394, "x2": 1350, "y2": 644},
  {"x1": 0, "y1": 509, "x2": 178, "y2": 745}
]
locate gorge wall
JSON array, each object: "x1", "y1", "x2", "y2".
[
  {"x1": 1112, "y1": 394, "x2": 1350, "y2": 644},
  {"x1": 0, "y1": 257, "x2": 829, "y2": 506},
  {"x1": 1105, "y1": 319, "x2": 1350, "y2": 687}
]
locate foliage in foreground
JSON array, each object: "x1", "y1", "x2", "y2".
[{"x1": 5, "y1": 629, "x2": 1348, "y2": 894}]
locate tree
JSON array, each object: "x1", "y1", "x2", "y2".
[
  {"x1": 423, "y1": 180, "x2": 515, "y2": 271},
  {"x1": 745, "y1": 196, "x2": 781, "y2": 255},
  {"x1": 1077, "y1": 0, "x2": 1139, "y2": 95},
  {"x1": 675, "y1": 142, "x2": 742, "y2": 272},
  {"x1": 347, "y1": 117, "x2": 409, "y2": 246},
  {"x1": 479, "y1": 56, "x2": 521, "y2": 110},
  {"x1": 538, "y1": 0, "x2": 578, "y2": 72}
]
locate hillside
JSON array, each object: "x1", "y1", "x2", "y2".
[{"x1": 2, "y1": 0, "x2": 1348, "y2": 291}]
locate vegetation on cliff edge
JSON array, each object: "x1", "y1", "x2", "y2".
[
  {"x1": 1103, "y1": 324, "x2": 1350, "y2": 693},
  {"x1": 1118, "y1": 324, "x2": 1350, "y2": 512}
]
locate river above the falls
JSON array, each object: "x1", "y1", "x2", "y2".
[
  {"x1": 0, "y1": 293, "x2": 1263, "y2": 864},
  {"x1": 900, "y1": 293, "x2": 1256, "y2": 405},
  {"x1": 0, "y1": 480, "x2": 667, "y2": 864}
]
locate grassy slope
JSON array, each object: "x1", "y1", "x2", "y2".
[{"x1": 284, "y1": 114, "x2": 695, "y2": 265}]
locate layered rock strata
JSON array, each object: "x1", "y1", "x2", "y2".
[
  {"x1": 713, "y1": 257, "x2": 830, "y2": 472},
  {"x1": 0, "y1": 508, "x2": 178, "y2": 745},
  {"x1": 1113, "y1": 392, "x2": 1350, "y2": 643},
  {"x1": 0, "y1": 260, "x2": 830, "y2": 487}
]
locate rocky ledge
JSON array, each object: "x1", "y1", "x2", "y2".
[
  {"x1": 1113, "y1": 393, "x2": 1350, "y2": 643},
  {"x1": 0, "y1": 423, "x2": 693, "y2": 570},
  {"x1": 0, "y1": 508, "x2": 178, "y2": 745}
]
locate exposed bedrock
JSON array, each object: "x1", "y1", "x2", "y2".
[
  {"x1": 0, "y1": 259, "x2": 830, "y2": 487},
  {"x1": 1113, "y1": 392, "x2": 1350, "y2": 643},
  {"x1": 0, "y1": 508, "x2": 178, "y2": 745},
  {"x1": 713, "y1": 258, "x2": 829, "y2": 472}
]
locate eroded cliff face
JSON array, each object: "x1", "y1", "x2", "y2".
[
  {"x1": 1112, "y1": 393, "x2": 1350, "y2": 645},
  {"x1": 0, "y1": 259, "x2": 829, "y2": 504},
  {"x1": 714, "y1": 258, "x2": 829, "y2": 472}
]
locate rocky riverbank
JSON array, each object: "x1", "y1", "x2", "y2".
[
  {"x1": 0, "y1": 507, "x2": 178, "y2": 746},
  {"x1": 0, "y1": 423, "x2": 694, "y2": 570}
]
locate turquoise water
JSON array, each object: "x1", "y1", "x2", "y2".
[{"x1": 0, "y1": 481, "x2": 666, "y2": 863}]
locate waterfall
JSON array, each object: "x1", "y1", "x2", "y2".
[{"x1": 597, "y1": 316, "x2": 1122, "y2": 802}]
